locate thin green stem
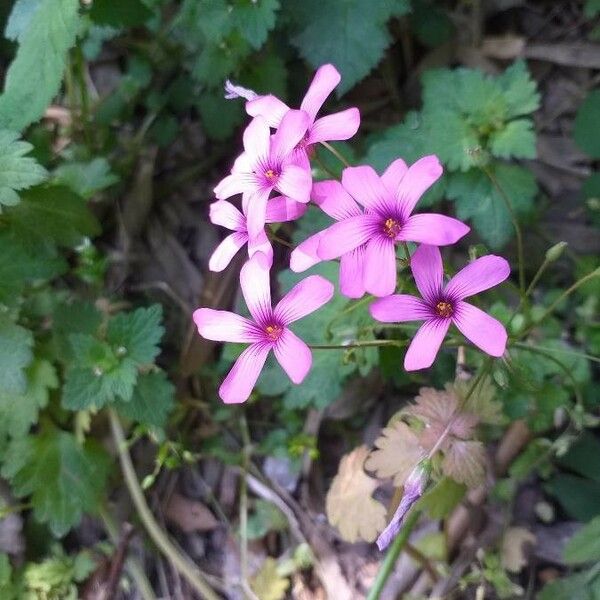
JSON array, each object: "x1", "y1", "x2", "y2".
[
  {"x1": 513, "y1": 341, "x2": 600, "y2": 365},
  {"x1": 366, "y1": 509, "x2": 422, "y2": 600},
  {"x1": 313, "y1": 152, "x2": 339, "y2": 179},
  {"x1": 320, "y1": 141, "x2": 351, "y2": 167},
  {"x1": 401, "y1": 242, "x2": 412, "y2": 264},
  {"x1": 482, "y1": 166, "x2": 526, "y2": 298},
  {"x1": 521, "y1": 267, "x2": 600, "y2": 336},
  {"x1": 507, "y1": 256, "x2": 552, "y2": 329},
  {"x1": 267, "y1": 231, "x2": 293, "y2": 249},
  {"x1": 108, "y1": 410, "x2": 220, "y2": 600},
  {"x1": 309, "y1": 339, "x2": 407, "y2": 350}
]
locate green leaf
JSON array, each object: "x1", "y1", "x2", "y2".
[
  {"x1": 89, "y1": 0, "x2": 152, "y2": 27},
  {"x1": 197, "y1": 91, "x2": 244, "y2": 141},
  {"x1": 556, "y1": 432, "x2": 600, "y2": 483},
  {"x1": 1, "y1": 429, "x2": 110, "y2": 537},
  {"x1": 6, "y1": 184, "x2": 101, "y2": 247},
  {"x1": 114, "y1": 371, "x2": 174, "y2": 428},
  {"x1": 0, "y1": 359, "x2": 58, "y2": 441},
  {"x1": 289, "y1": 0, "x2": 410, "y2": 95},
  {"x1": 496, "y1": 60, "x2": 541, "y2": 118},
  {"x1": 545, "y1": 473, "x2": 600, "y2": 521},
  {"x1": 0, "y1": 130, "x2": 47, "y2": 208},
  {"x1": 0, "y1": 317, "x2": 33, "y2": 395},
  {"x1": 582, "y1": 172, "x2": 600, "y2": 200},
  {"x1": 192, "y1": 33, "x2": 250, "y2": 87},
  {"x1": 0, "y1": 231, "x2": 66, "y2": 299},
  {"x1": 0, "y1": 0, "x2": 80, "y2": 130},
  {"x1": 53, "y1": 158, "x2": 119, "y2": 199},
  {"x1": 489, "y1": 119, "x2": 536, "y2": 160},
  {"x1": 585, "y1": 0, "x2": 600, "y2": 17},
  {"x1": 410, "y1": 0, "x2": 454, "y2": 48},
  {"x1": 446, "y1": 163, "x2": 537, "y2": 249},
  {"x1": 539, "y1": 571, "x2": 600, "y2": 600},
  {"x1": 574, "y1": 90, "x2": 600, "y2": 158},
  {"x1": 564, "y1": 515, "x2": 600, "y2": 565},
  {"x1": 106, "y1": 305, "x2": 164, "y2": 365},
  {"x1": 418, "y1": 477, "x2": 466, "y2": 519},
  {"x1": 52, "y1": 300, "x2": 102, "y2": 361},
  {"x1": 363, "y1": 112, "x2": 446, "y2": 207},
  {"x1": 232, "y1": 0, "x2": 279, "y2": 50}
]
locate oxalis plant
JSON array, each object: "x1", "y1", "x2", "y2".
[{"x1": 193, "y1": 65, "x2": 600, "y2": 598}]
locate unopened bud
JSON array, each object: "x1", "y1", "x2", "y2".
[
  {"x1": 545, "y1": 241, "x2": 567, "y2": 262},
  {"x1": 224, "y1": 80, "x2": 258, "y2": 101}
]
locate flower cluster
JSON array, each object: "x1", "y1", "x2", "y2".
[{"x1": 194, "y1": 64, "x2": 510, "y2": 404}]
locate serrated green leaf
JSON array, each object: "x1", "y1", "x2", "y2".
[
  {"x1": 1, "y1": 429, "x2": 110, "y2": 537},
  {"x1": 232, "y1": 0, "x2": 279, "y2": 50},
  {"x1": 53, "y1": 158, "x2": 119, "y2": 199},
  {"x1": 418, "y1": 477, "x2": 466, "y2": 519},
  {"x1": 446, "y1": 163, "x2": 537, "y2": 249},
  {"x1": 0, "y1": 0, "x2": 80, "y2": 130},
  {"x1": 496, "y1": 60, "x2": 541, "y2": 119},
  {"x1": 574, "y1": 90, "x2": 600, "y2": 159},
  {"x1": 289, "y1": 0, "x2": 410, "y2": 95},
  {"x1": 0, "y1": 359, "x2": 57, "y2": 442},
  {"x1": 489, "y1": 119, "x2": 536, "y2": 160},
  {"x1": 89, "y1": 0, "x2": 152, "y2": 27},
  {"x1": 0, "y1": 317, "x2": 33, "y2": 395},
  {"x1": 106, "y1": 305, "x2": 164, "y2": 365},
  {"x1": 564, "y1": 515, "x2": 600, "y2": 565},
  {"x1": 52, "y1": 300, "x2": 102, "y2": 361},
  {"x1": 6, "y1": 184, "x2": 100, "y2": 247},
  {"x1": 114, "y1": 370, "x2": 174, "y2": 428},
  {"x1": 0, "y1": 130, "x2": 47, "y2": 208},
  {"x1": 192, "y1": 33, "x2": 251, "y2": 87},
  {"x1": 0, "y1": 231, "x2": 66, "y2": 299}
]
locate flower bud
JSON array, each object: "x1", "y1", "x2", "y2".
[{"x1": 545, "y1": 241, "x2": 567, "y2": 263}]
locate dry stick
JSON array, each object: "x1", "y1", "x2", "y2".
[{"x1": 108, "y1": 409, "x2": 221, "y2": 600}]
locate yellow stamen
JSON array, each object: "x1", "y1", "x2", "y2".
[
  {"x1": 383, "y1": 218, "x2": 401, "y2": 238},
  {"x1": 435, "y1": 301, "x2": 453, "y2": 318}
]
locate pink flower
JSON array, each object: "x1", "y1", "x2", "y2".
[
  {"x1": 290, "y1": 179, "x2": 367, "y2": 298},
  {"x1": 246, "y1": 64, "x2": 360, "y2": 165},
  {"x1": 214, "y1": 110, "x2": 312, "y2": 239},
  {"x1": 193, "y1": 252, "x2": 334, "y2": 404},
  {"x1": 317, "y1": 157, "x2": 470, "y2": 297},
  {"x1": 209, "y1": 197, "x2": 307, "y2": 272},
  {"x1": 370, "y1": 245, "x2": 510, "y2": 371}
]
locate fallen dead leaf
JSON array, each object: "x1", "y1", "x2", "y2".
[
  {"x1": 365, "y1": 421, "x2": 425, "y2": 486},
  {"x1": 165, "y1": 492, "x2": 219, "y2": 533},
  {"x1": 250, "y1": 558, "x2": 289, "y2": 600},
  {"x1": 481, "y1": 35, "x2": 526, "y2": 60},
  {"x1": 326, "y1": 446, "x2": 386, "y2": 543},
  {"x1": 442, "y1": 440, "x2": 487, "y2": 489},
  {"x1": 502, "y1": 526, "x2": 537, "y2": 573}
]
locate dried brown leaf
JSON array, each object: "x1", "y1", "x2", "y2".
[
  {"x1": 326, "y1": 446, "x2": 387, "y2": 543},
  {"x1": 365, "y1": 422, "x2": 425, "y2": 486},
  {"x1": 454, "y1": 378, "x2": 503, "y2": 425},
  {"x1": 502, "y1": 527, "x2": 536, "y2": 573},
  {"x1": 250, "y1": 558, "x2": 289, "y2": 600},
  {"x1": 442, "y1": 440, "x2": 487, "y2": 488},
  {"x1": 165, "y1": 492, "x2": 219, "y2": 533}
]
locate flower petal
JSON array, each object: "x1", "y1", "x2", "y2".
[
  {"x1": 274, "y1": 329, "x2": 312, "y2": 384},
  {"x1": 276, "y1": 164, "x2": 312, "y2": 204},
  {"x1": 381, "y1": 158, "x2": 408, "y2": 194},
  {"x1": 410, "y1": 244, "x2": 444, "y2": 305},
  {"x1": 247, "y1": 229, "x2": 273, "y2": 265},
  {"x1": 317, "y1": 214, "x2": 379, "y2": 260},
  {"x1": 452, "y1": 302, "x2": 507, "y2": 357},
  {"x1": 274, "y1": 275, "x2": 334, "y2": 325},
  {"x1": 300, "y1": 63, "x2": 340, "y2": 121},
  {"x1": 245, "y1": 188, "x2": 271, "y2": 239},
  {"x1": 232, "y1": 152, "x2": 252, "y2": 173},
  {"x1": 308, "y1": 108, "x2": 360, "y2": 143},
  {"x1": 246, "y1": 94, "x2": 290, "y2": 128},
  {"x1": 219, "y1": 343, "x2": 271, "y2": 404},
  {"x1": 290, "y1": 232, "x2": 323, "y2": 273},
  {"x1": 214, "y1": 173, "x2": 255, "y2": 200},
  {"x1": 341, "y1": 165, "x2": 393, "y2": 214},
  {"x1": 396, "y1": 155, "x2": 443, "y2": 217},
  {"x1": 209, "y1": 200, "x2": 245, "y2": 231},
  {"x1": 363, "y1": 236, "x2": 397, "y2": 297},
  {"x1": 400, "y1": 214, "x2": 470, "y2": 246},
  {"x1": 243, "y1": 116, "x2": 271, "y2": 165},
  {"x1": 265, "y1": 196, "x2": 307, "y2": 222},
  {"x1": 339, "y1": 245, "x2": 366, "y2": 298},
  {"x1": 271, "y1": 109, "x2": 310, "y2": 161},
  {"x1": 404, "y1": 318, "x2": 450, "y2": 371},
  {"x1": 240, "y1": 251, "x2": 273, "y2": 325},
  {"x1": 193, "y1": 308, "x2": 259, "y2": 342},
  {"x1": 370, "y1": 294, "x2": 432, "y2": 322},
  {"x1": 312, "y1": 179, "x2": 362, "y2": 220},
  {"x1": 208, "y1": 231, "x2": 248, "y2": 272},
  {"x1": 445, "y1": 255, "x2": 510, "y2": 300}
]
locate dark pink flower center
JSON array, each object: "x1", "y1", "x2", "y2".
[
  {"x1": 383, "y1": 217, "x2": 401, "y2": 238},
  {"x1": 264, "y1": 168, "x2": 279, "y2": 182},
  {"x1": 264, "y1": 323, "x2": 283, "y2": 341},
  {"x1": 435, "y1": 300, "x2": 453, "y2": 318}
]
